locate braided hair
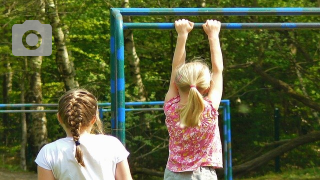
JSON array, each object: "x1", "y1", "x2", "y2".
[{"x1": 58, "y1": 89, "x2": 103, "y2": 167}]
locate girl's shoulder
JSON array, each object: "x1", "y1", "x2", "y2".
[
  {"x1": 164, "y1": 95, "x2": 180, "y2": 105},
  {"x1": 164, "y1": 95, "x2": 180, "y2": 111},
  {"x1": 82, "y1": 134, "x2": 122, "y2": 143},
  {"x1": 203, "y1": 97, "x2": 219, "y2": 116}
]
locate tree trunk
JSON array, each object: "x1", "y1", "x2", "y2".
[
  {"x1": 26, "y1": 0, "x2": 47, "y2": 170},
  {"x1": 20, "y1": 57, "x2": 27, "y2": 171},
  {"x1": 252, "y1": 63, "x2": 320, "y2": 112},
  {"x1": 228, "y1": 131, "x2": 320, "y2": 177},
  {"x1": 122, "y1": 0, "x2": 146, "y2": 102},
  {"x1": 290, "y1": 43, "x2": 319, "y2": 125},
  {"x1": 45, "y1": 0, "x2": 79, "y2": 90},
  {"x1": 27, "y1": 55, "x2": 47, "y2": 170},
  {"x1": 2, "y1": 54, "x2": 12, "y2": 145}
]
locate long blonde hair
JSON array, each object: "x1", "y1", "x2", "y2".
[
  {"x1": 58, "y1": 89, "x2": 103, "y2": 167},
  {"x1": 175, "y1": 61, "x2": 211, "y2": 127}
]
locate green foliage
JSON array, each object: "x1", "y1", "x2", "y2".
[
  {"x1": 1, "y1": 0, "x2": 320, "y2": 178},
  {"x1": 240, "y1": 166, "x2": 320, "y2": 180}
]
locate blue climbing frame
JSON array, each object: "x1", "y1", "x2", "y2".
[{"x1": 110, "y1": 7, "x2": 320, "y2": 180}]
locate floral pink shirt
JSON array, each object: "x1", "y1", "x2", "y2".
[{"x1": 164, "y1": 96, "x2": 223, "y2": 172}]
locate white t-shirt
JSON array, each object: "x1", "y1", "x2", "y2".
[{"x1": 35, "y1": 134, "x2": 129, "y2": 180}]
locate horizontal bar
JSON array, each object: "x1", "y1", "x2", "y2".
[
  {"x1": 0, "y1": 110, "x2": 58, "y2": 113},
  {"x1": 0, "y1": 102, "x2": 163, "y2": 108},
  {"x1": 102, "y1": 108, "x2": 164, "y2": 112},
  {"x1": 113, "y1": 8, "x2": 320, "y2": 16},
  {"x1": 0, "y1": 104, "x2": 58, "y2": 108},
  {"x1": 0, "y1": 100, "x2": 230, "y2": 108},
  {"x1": 124, "y1": 101, "x2": 164, "y2": 106},
  {"x1": 0, "y1": 108, "x2": 164, "y2": 113},
  {"x1": 124, "y1": 23, "x2": 320, "y2": 30}
]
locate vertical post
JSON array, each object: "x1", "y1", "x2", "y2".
[
  {"x1": 223, "y1": 105, "x2": 228, "y2": 180},
  {"x1": 223, "y1": 100, "x2": 232, "y2": 180},
  {"x1": 274, "y1": 108, "x2": 280, "y2": 172},
  {"x1": 113, "y1": 9, "x2": 126, "y2": 145},
  {"x1": 110, "y1": 10, "x2": 117, "y2": 137},
  {"x1": 226, "y1": 100, "x2": 232, "y2": 180}
]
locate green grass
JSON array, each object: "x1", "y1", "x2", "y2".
[{"x1": 240, "y1": 167, "x2": 320, "y2": 180}]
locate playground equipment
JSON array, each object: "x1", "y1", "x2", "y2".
[{"x1": 110, "y1": 7, "x2": 320, "y2": 180}]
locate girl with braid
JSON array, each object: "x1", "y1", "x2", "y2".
[
  {"x1": 164, "y1": 19, "x2": 224, "y2": 179},
  {"x1": 35, "y1": 89, "x2": 132, "y2": 180}
]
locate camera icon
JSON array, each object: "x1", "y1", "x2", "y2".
[{"x1": 12, "y1": 20, "x2": 52, "y2": 56}]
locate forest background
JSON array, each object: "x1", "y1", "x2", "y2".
[{"x1": 0, "y1": 0, "x2": 320, "y2": 179}]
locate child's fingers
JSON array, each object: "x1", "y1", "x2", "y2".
[{"x1": 189, "y1": 21, "x2": 194, "y2": 27}]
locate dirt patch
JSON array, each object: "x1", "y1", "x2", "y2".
[{"x1": 0, "y1": 168, "x2": 37, "y2": 180}]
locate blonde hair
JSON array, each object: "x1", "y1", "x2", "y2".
[
  {"x1": 58, "y1": 89, "x2": 103, "y2": 167},
  {"x1": 175, "y1": 61, "x2": 211, "y2": 127}
]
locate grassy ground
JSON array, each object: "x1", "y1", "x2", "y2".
[
  {"x1": 0, "y1": 166, "x2": 319, "y2": 180},
  {"x1": 239, "y1": 167, "x2": 320, "y2": 180}
]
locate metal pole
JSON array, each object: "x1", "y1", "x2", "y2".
[
  {"x1": 115, "y1": 7, "x2": 320, "y2": 16},
  {"x1": 112, "y1": 9, "x2": 126, "y2": 145},
  {"x1": 226, "y1": 100, "x2": 232, "y2": 180},
  {"x1": 223, "y1": 105, "x2": 228, "y2": 180},
  {"x1": 274, "y1": 108, "x2": 280, "y2": 172},
  {"x1": 124, "y1": 23, "x2": 320, "y2": 30},
  {"x1": 110, "y1": 9, "x2": 117, "y2": 137}
]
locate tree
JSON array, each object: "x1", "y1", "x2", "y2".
[{"x1": 45, "y1": 0, "x2": 79, "y2": 91}]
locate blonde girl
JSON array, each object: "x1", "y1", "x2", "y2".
[
  {"x1": 35, "y1": 89, "x2": 132, "y2": 180},
  {"x1": 164, "y1": 19, "x2": 224, "y2": 179}
]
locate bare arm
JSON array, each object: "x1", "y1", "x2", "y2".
[
  {"x1": 165, "y1": 19, "x2": 194, "y2": 102},
  {"x1": 115, "y1": 159, "x2": 133, "y2": 180},
  {"x1": 38, "y1": 166, "x2": 55, "y2": 180},
  {"x1": 202, "y1": 20, "x2": 224, "y2": 110}
]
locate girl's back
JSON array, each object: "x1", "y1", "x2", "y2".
[
  {"x1": 36, "y1": 134, "x2": 129, "y2": 180},
  {"x1": 164, "y1": 96, "x2": 222, "y2": 172}
]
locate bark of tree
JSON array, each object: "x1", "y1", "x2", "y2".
[
  {"x1": 122, "y1": 0, "x2": 146, "y2": 102},
  {"x1": 2, "y1": 54, "x2": 12, "y2": 145},
  {"x1": 27, "y1": 55, "x2": 48, "y2": 170},
  {"x1": 26, "y1": 0, "x2": 47, "y2": 170},
  {"x1": 20, "y1": 57, "x2": 27, "y2": 171},
  {"x1": 252, "y1": 63, "x2": 320, "y2": 112},
  {"x1": 45, "y1": 0, "x2": 79, "y2": 91},
  {"x1": 290, "y1": 43, "x2": 319, "y2": 125},
  {"x1": 225, "y1": 131, "x2": 320, "y2": 178}
]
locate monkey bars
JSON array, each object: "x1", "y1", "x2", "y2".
[{"x1": 110, "y1": 7, "x2": 320, "y2": 180}]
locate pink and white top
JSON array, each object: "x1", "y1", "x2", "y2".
[{"x1": 164, "y1": 96, "x2": 223, "y2": 172}]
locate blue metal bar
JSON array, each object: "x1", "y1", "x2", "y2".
[
  {"x1": 0, "y1": 110, "x2": 57, "y2": 113},
  {"x1": 0, "y1": 104, "x2": 58, "y2": 107},
  {"x1": 0, "y1": 101, "x2": 220, "y2": 108},
  {"x1": 112, "y1": 9, "x2": 126, "y2": 145},
  {"x1": 113, "y1": 8, "x2": 320, "y2": 16},
  {"x1": 226, "y1": 100, "x2": 232, "y2": 180},
  {"x1": 124, "y1": 23, "x2": 320, "y2": 30},
  {"x1": 223, "y1": 104, "x2": 228, "y2": 179},
  {"x1": 110, "y1": 9, "x2": 117, "y2": 137}
]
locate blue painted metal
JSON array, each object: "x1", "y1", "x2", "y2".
[
  {"x1": 123, "y1": 23, "x2": 320, "y2": 30},
  {"x1": 110, "y1": 9, "x2": 117, "y2": 137},
  {"x1": 108, "y1": 7, "x2": 320, "y2": 180},
  {"x1": 111, "y1": 9, "x2": 126, "y2": 144},
  {"x1": 113, "y1": 7, "x2": 320, "y2": 16}
]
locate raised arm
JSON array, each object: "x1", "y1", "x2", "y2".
[
  {"x1": 165, "y1": 19, "x2": 194, "y2": 102},
  {"x1": 202, "y1": 20, "x2": 224, "y2": 110}
]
